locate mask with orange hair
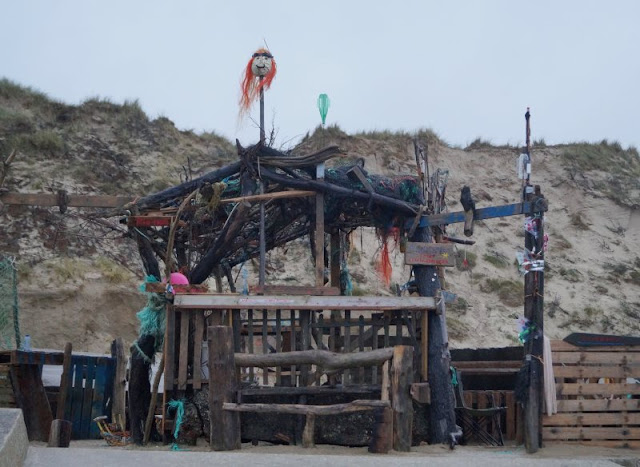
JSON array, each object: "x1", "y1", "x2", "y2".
[{"x1": 239, "y1": 48, "x2": 277, "y2": 115}]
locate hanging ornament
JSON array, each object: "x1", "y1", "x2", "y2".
[
  {"x1": 317, "y1": 93, "x2": 330, "y2": 125},
  {"x1": 239, "y1": 48, "x2": 277, "y2": 117}
]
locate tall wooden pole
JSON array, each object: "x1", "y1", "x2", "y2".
[
  {"x1": 258, "y1": 79, "x2": 266, "y2": 287},
  {"x1": 523, "y1": 107, "x2": 545, "y2": 453}
]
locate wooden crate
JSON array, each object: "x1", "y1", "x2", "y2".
[{"x1": 543, "y1": 340, "x2": 640, "y2": 448}]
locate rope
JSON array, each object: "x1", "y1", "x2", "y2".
[
  {"x1": 132, "y1": 340, "x2": 153, "y2": 364},
  {"x1": 167, "y1": 399, "x2": 187, "y2": 451}
]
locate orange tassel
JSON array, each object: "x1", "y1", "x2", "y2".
[
  {"x1": 377, "y1": 238, "x2": 392, "y2": 286},
  {"x1": 239, "y1": 48, "x2": 277, "y2": 117}
]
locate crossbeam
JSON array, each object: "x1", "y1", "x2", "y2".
[
  {"x1": 173, "y1": 294, "x2": 435, "y2": 310},
  {"x1": 406, "y1": 202, "x2": 537, "y2": 229},
  {"x1": 0, "y1": 192, "x2": 134, "y2": 208}
]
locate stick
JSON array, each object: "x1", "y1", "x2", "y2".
[{"x1": 142, "y1": 352, "x2": 165, "y2": 445}]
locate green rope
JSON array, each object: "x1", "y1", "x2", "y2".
[
  {"x1": 168, "y1": 399, "x2": 187, "y2": 451},
  {"x1": 136, "y1": 276, "x2": 166, "y2": 353}
]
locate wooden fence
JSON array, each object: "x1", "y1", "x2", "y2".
[
  {"x1": 543, "y1": 340, "x2": 640, "y2": 448},
  {"x1": 165, "y1": 294, "x2": 433, "y2": 393},
  {"x1": 461, "y1": 390, "x2": 522, "y2": 443}
]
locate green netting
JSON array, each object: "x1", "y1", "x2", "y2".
[
  {"x1": 0, "y1": 255, "x2": 21, "y2": 350},
  {"x1": 317, "y1": 93, "x2": 330, "y2": 125},
  {"x1": 136, "y1": 276, "x2": 166, "y2": 353}
]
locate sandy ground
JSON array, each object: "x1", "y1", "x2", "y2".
[{"x1": 25, "y1": 440, "x2": 639, "y2": 467}]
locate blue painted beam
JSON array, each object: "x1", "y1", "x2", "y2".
[{"x1": 406, "y1": 202, "x2": 535, "y2": 229}]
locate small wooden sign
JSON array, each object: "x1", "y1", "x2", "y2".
[
  {"x1": 128, "y1": 216, "x2": 173, "y2": 227},
  {"x1": 404, "y1": 242, "x2": 455, "y2": 267}
]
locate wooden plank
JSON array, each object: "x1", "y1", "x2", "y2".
[
  {"x1": 248, "y1": 310, "x2": 254, "y2": 384},
  {"x1": 178, "y1": 310, "x2": 190, "y2": 390},
  {"x1": 0, "y1": 192, "x2": 134, "y2": 208},
  {"x1": 110, "y1": 339, "x2": 126, "y2": 427},
  {"x1": 164, "y1": 305, "x2": 176, "y2": 392},
  {"x1": 79, "y1": 359, "x2": 96, "y2": 438},
  {"x1": 543, "y1": 412, "x2": 640, "y2": 426},
  {"x1": 315, "y1": 164, "x2": 325, "y2": 287},
  {"x1": 391, "y1": 345, "x2": 414, "y2": 452},
  {"x1": 405, "y1": 242, "x2": 455, "y2": 266},
  {"x1": 145, "y1": 283, "x2": 209, "y2": 293},
  {"x1": 553, "y1": 365, "x2": 640, "y2": 378},
  {"x1": 223, "y1": 399, "x2": 389, "y2": 415},
  {"x1": 506, "y1": 392, "x2": 516, "y2": 440},
  {"x1": 544, "y1": 440, "x2": 640, "y2": 449},
  {"x1": 219, "y1": 189, "x2": 316, "y2": 204},
  {"x1": 208, "y1": 326, "x2": 241, "y2": 451},
  {"x1": 452, "y1": 360, "x2": 522, "y2": 369},
  {"x1": 9, "y1": 350, "x2": 65, "y2": 366},
  {"x1": 193, "y1": 311, "x2": 204, "y2": 390},
  {"x1": 409, "y1": 202, "x2": 537, "y2": 228},
  {"x1": 70, "y1": 358, "x2": 85, "y2": 439},
  {"x1": 542, "y1": 426, "x2": 640, "y2": 440},
  {"x1": 557, "y1": 383, "x2": 640, "y2": 396},
  {"x1": 262, "y1": 310, "x2": 268, "y2": 386},
  {"x1": 410, "y1": 382, "x2": 431, "y2": 404},
  {"x1": 240, "y1": 385, "x2": 381, "y2": 397},
  {"x1": 556, "y1": 399, "x2": 640, "y2": 412},
  {"x1": 551, "y1": 340, "x2": 640, "y2": 352},
  {"x1": 175, "y1": 294, "x2": 436, "y2": 311},
  {"x1": 56, "y1": 343, "x2": 72, "y2": 421},
  {"x1": 553, "y1": 352, "x2": 640, "y2": 365},
  {"x1": 250, "y1": 285, "x2": 340, "y2": 296}
]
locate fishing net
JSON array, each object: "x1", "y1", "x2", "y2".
[
  {"x1": 0, "y1": 255, "x2": 21, "y2": 350},
  {"x1": 136, "y1": 276, "x2": 166, "y2": 354}
]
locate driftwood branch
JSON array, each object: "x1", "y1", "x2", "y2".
[
  {"x1": 234, "y1": 348, "x2": 393, "y2": 370},
  {"x1": 223, "y1": 399, "x2": 389, "y2": 416}
]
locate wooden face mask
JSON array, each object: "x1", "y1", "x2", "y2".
[{"x1": 240, "y1": 48, "x2": 277, "y2": 114}]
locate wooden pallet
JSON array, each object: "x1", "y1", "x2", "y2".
[{"x1": 543, "y1": 340, "x2": 640, "y2": 448}]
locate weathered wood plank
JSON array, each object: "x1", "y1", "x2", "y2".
[
  {"x1": 9, "y1": 364, "x2": 53, "y2": 441},
  {"x1": 543, "y1": 412, "x2": 640, "y2": 426},
  {"x1": 208, "y1": 326, "x2": 241, "y2": 451},
  {"x1": 223, "y1": 399, "x2": 389, "y2": 415},
  {"x1": 391, "y1": 345, "x2": 414, "y2": 452},
  {"x1": 544, "y1": 440, "x2": 640, "y2": 449},
  {"x1": 219, "y1": 189, "x2": 316, "y2": 205},
  {"x1": 542, "y1": 426, "x2": 640, "y2": 440},
  {"x1": 551, "y1": 340, "x2": 640, "y2": 352},
  {"x1": 111, "y1": 339, "x2": 126, "y2": 427},
  {"x1": 239, "y1": 385, "x2": 381, "y2": 397},
  {"x1": 249, "y1": 285, "x2": 340, "y2": 296},
  {"x1": 0, "y1": 192, "x2": 134, "y2": 208},
  {"x1": 56, "y1": 343, "x2": 72, "y2": 421},
  {"x1": 553, "y1": 352, "x2": 640, "y2": 365},
  {"x1": 193, "y1": 311, "x2": 204, "y2": 390},
  {"x1": 557, "y1": 383, "x2": 640, "y2": 396},
  {"x1": 79, "y1": 359, "x2": 96, "y2": 438},
  {"x1": 409, "y1": 202, "x2": 537, "y2": 228},
  {"x1": 178, "y1": 310, "x2": 190, "y2": 390},
  {"x1": 174, "y1": 294, "x2": 435, "y2": 310},
  {"x1": 405, "y1": 242, "x2": 455, "y2": 266},
  {"x1": 553, "y1": 365, "x2": 640, "y2": 378},
  {"x1": 556, "y1": 399, "x2": 640, "y2": 412},
  {"x1": 164, "y1": 306, "x2": 176, "y2": 392}
]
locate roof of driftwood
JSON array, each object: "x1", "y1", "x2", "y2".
[{"x1": 121, "y1": 142, "x2": 424, "y2": 284}]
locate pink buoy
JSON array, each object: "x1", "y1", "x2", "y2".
[{"x1": 169, "y1": 272, "x2": 189, "y2": 285}]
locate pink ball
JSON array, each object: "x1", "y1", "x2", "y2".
[{"x1": 169, "y1": 272, "x2": 189, "y2": 285}]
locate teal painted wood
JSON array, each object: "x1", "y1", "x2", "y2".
[
  {"x1": 70, "y1": 356, "x2": 86, "y2": 439},
  {"x1": 406, "y1": 202, "x2": 536, "y2": 229},
  {"x1": 90, "y1": 361, "x2": 108, "y2": 439},
  {"x1": 79, "y1": 359, "x2": 97, "y2": 438}
]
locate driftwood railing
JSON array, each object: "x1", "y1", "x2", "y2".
[
  {"x1": 207, "y1": 325, "x2": 414, "y2": 452},
  {"x1": 164, "y1": 294, "x2": 435, "y2": 393}
]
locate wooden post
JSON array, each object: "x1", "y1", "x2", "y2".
[
  {"x1": 391, "y1": 345, "x2": 414, "y2": 452},
  {"x1": 56, "y1": 342, "x2": 72, "y2": 420},
  {"x1": 315, "y1": 163, "x2": 325, "y2": 287},
  {"x1": 47, "y1": 419, "x2": 72, "y2": 448},
  {"x1": 524, "y1": 188, "x2": 545, "y2": 453},
  {"x1": 412, "y1": 227, "x2": 456, "y2": 445},
  {"x1": 368, "y1": 406, "x2": 393, "y2": 453},
  {"x1": 208, "y1": 325, "x2": 240, "y2": 451},
  {"x1": 111, "y1": 338, "x2": 126, "y2": 429},
  {"x1": 302, "y1": 414, "x2": 316, "y2": 448}
]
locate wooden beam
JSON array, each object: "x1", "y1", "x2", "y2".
[
  {"x1": 223, "y1": 399, "x2": 389, "y2": 415},
  {"x1": 174, "y1": 294, "x2": 436, "y2": 310},
  {"x1": 249, "y1": 285, "x2": 340, "y2": 296},
  {"x1": 555, "y1": 399, "x2": 640, "y2": 412},
  {"x1": 235, "y1": 348, "x2": 393, "y2": 370},
  {"x1": 219, "y1": 190, "x2": 316, "y2": 204},
  {"x1": 0, "y1": 192, "x2": 134, "y2": 208},
  {"x1": 407, "y1": 202, "x2": 539, "y2": 228}
]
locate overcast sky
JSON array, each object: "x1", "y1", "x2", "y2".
[{"x1": 2, "y1": 1, "x2": 639, "y2": 150}]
